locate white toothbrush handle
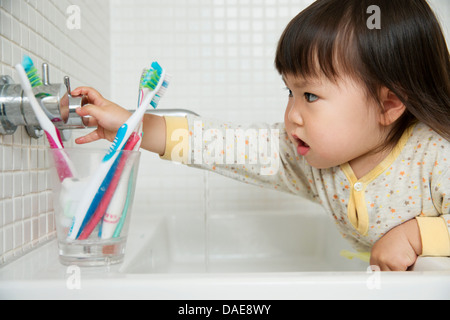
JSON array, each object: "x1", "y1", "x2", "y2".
[
  {"x1": 15, "y1": 64, "x2": 62, "y2": 148},
  {"x1": 100, "y1": 163, "x2": 133, "y2": 239},
  {"x1": 67, "y1": 152, "x2": 119, "y2": 240},
  {"x1": 16, "y1": 64, "x2": 78, "y2": 181}
]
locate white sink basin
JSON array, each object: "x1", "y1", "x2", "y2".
[
  {"x1": 1, "y1": 212, "x2": 450, "y2": 299},
  {"x1": 121, "y1": 213, "x2": 369, "y2": 274}
]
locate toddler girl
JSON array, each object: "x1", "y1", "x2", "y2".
[{"x1": 72, "y1": 0, "x2": 450, "y2": 271}]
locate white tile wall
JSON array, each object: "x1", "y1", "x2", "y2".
[
  {"x1": 111, "y1": 0, "x2": 315, "y2": 123},
  {"x1": 429, "y1": 0, "x2": 450, "y2": 41},
  {"x1": 0, "y1": 0, "x2": 110, "y2": 266}
]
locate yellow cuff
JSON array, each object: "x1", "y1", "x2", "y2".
[
  {"x1": 160, "y1": 116, "x2": 189, "y2": 163},
  {"x1": 416, "y1": 217, "x2": 450, "y2": 256}
]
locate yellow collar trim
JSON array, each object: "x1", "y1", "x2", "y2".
[{"x1": 340, "y1": 125, "x2": 415, "y2": 235}]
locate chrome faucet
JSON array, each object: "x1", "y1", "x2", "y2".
[
  {"x1": 0, "y1": 61, "x2": 200, "y2": 140},
  {"x1": 0, "y1": 62, "x2": 89, "y2": 139}
]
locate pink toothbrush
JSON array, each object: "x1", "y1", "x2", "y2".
[
  {"x1": 77, "y1": 133, "x2": 140, "y2": 240},
  {"x1": 15, "y1": 63, "x2": 76, "y2": 181}
]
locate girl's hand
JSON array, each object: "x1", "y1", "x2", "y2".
[
  {"x1": 71, "y1": 87, "x2": 132, "y2": 144},
  {"x1": 370, "y1": 219, "x2": 422, "y2": 271}
]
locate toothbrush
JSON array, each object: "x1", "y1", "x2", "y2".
[
  {"x1": 100, "y1": 67, "x2": 170, "y2": 238},
  {"x1": 22, "y1": 56, "x2": 66, "y2": 144},
  {"x1": 68, "y1": 61, "x2": 170, "y2": 240},
  {"x1": 15, "y1": 62, "x2": 76, "y2": 181},
  {"x1": 112, "y1": 168, "x2": 135, "y2": 238},
  {"x1": 97, "y1": 149, "x2": 135, "y2": 239},
  {"x1": 77, "y1": 135, "x2": 140, "y2": 240},
  {"x1": 96, "y1": 73, "x2": 154, "y2": 238},
  {"x1": 83, "y1": 65, "x2": 171, "y2": 239},
  {"x1": 103, "y1": 69, "x2": 170, "y2": 239},
  {"x1": 97, "y1": 134, "x2": 140, "y2": 239}
]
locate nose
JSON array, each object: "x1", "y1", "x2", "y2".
[{"x1": 287, "y1": 99, "x2": 303, "y2": 126}]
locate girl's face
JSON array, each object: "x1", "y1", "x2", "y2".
[{"x1": 283, "y1": 73, "x2": 386, "y2": 171}]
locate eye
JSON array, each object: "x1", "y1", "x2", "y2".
[
  {"x1": 284, "y1": 87, "x2": 293, "y2": 98},
  {"x1": 304, "y1": 92, "x2": 319, "y2": 103}
]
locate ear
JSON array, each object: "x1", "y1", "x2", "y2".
[{"x1": 378, "y1": 88, "x2": 406, "y2": 126}]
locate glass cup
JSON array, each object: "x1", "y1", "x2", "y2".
[{"x1": 48, "y1": 148, "x2": 141, "y2": 267}]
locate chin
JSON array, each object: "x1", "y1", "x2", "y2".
[{"x1": 304, "y1": 156, "x2": 339, "y2": 170}]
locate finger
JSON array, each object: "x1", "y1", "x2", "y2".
[
  {"x1": 75, "y1": 130, "x2": 102, "y2": 144},
  {"x1": 76, "y1": 104, "x2": 104, "y2": 122},
  {"x1": 369, "y1": 256, "x2": 378, "y2": 268},
  {"x1": 380, "y1": 264, "x2": 392, "y2": 272},
  {"x1": 369, "y1": 263, "x2": 384, "y2": 272},
  {"x1": 388, "y1": 263, "x2": 407, "y2": 271},
  {"x1": 71, "y1": 87, "x2": 104, "y2": 105},
  {"x1": 370, "y1": 257, "x2": 389, "y2": 271},
  {"x1": 79, "y1": 113, "x2": 98, "y2": 128},
  {"x1": 71, "y1": 86, "x2": 102, "y2": 97}
]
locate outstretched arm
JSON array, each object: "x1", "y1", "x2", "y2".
[{"x1": 72, "y1": 86, "x2": 166, "y2": 155}]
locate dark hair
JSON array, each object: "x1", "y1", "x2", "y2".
[{"x1": 275, "y1": 0, "x2": 450, "y2": 146}]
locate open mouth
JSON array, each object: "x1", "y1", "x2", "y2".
[{"x1": 293, "y1": 135, "x2": 310, "y2": 156}]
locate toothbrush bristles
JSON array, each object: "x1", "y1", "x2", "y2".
[
  {"x1": 149, "y1": 74, "x2": 171, "y2": 108},
  {"x1": 27, "y1": 68, "x2": 43, "y2": 87},
  {"x1": 139, "y1": 65, "x2": 171, "y2": 108},
  {"x1": 138, "y1": 62, "x2": 171, "y2": 108},
  {"x1": 22, "y1": 56, "x2": 43, "y2": 88},
  {"x1": 139, "y1": 69, "x2": 148, "y2": 87},
  {"x1": 141, "y1": 69, "x2": 161, "y2": 90}
]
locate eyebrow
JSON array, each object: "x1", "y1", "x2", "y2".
[{"x1": 282, "y1": 76, "x2": 317, "y2": 88}]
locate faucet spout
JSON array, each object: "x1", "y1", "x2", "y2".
[{"x1": 127, "y1": 108, "x2": 200, "y2": 117}]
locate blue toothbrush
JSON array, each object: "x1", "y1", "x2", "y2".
[{"x1": 67, "y1": 61, "x2": 170, "y2": 240}]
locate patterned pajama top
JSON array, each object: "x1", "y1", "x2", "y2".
[{"x1": 161, "y1": 116, "x2": 450, "y2": 255}]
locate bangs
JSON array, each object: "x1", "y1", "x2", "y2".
[
  {"x1": 275, "y1": 0, "x2": 362, "y2": 83},
  {"x1": 275, "y1": 0, "x2": 450, "y2": 147}
]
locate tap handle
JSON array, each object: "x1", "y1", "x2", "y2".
[
  {"x1": 64, "y1": 76, "x2": 72, "y2": 97},
  {"x1": 42, "y1": 63, "x2": 50, "y2": 85}
]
